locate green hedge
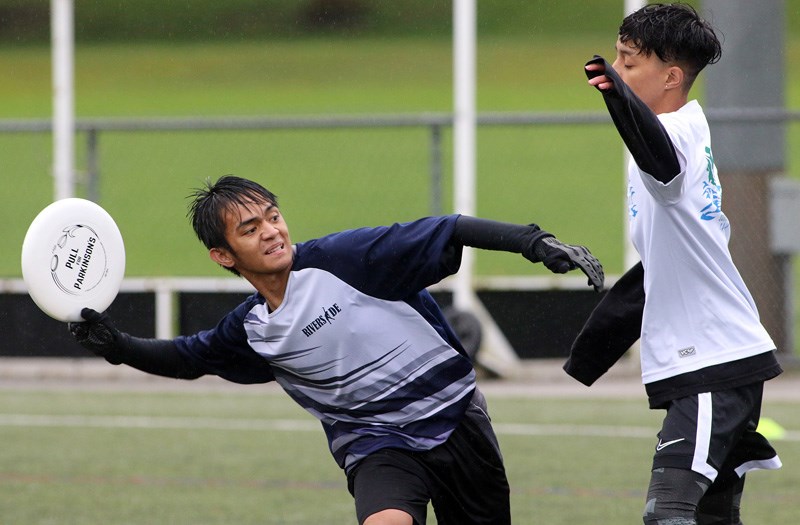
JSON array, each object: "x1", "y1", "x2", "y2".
[
  {"x1": 4, "y1": 0, "x2": 798, "y2": 45},
  {"x1": 1, "y1": 0, "x2": 642, "y2": 43}
]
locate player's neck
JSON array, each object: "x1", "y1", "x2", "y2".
[
  {"x1": 652, "y1": 91, "x2": 688, "y2": 115},
  {"x1": 246, "y1": 271, "x2": 289, "y2": 311}
]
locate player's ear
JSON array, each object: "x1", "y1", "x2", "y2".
[
  {"x1": 665, "y1": 65, "x2": 684, "y2": 91},
  {"x1": 209, "y1": 247, "x2": 235, "y2": 269}
]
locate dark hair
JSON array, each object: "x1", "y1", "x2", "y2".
[
  {"x1": 187, "y1": 175, "x2": 279, "y2": 274},
  {"x1": 620, "y1": 3, "x2": 722, "y2": 88}
]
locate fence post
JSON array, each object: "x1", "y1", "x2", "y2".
[
  {"x1": 429, "y1": 123, "x2": 443, "y2": 216},
  {"x1": 86, "y1": 127, "x2": 99, "y2": 202}
]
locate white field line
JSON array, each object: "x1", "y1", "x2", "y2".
[
  {"x1": 494, "y1": 423, "x2": 655, "y2": 438},
  {"x1": 1, "y1": 414, "x2": 798, "y2": 442}
]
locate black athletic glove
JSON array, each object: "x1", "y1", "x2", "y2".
[
  {"x1": 451, "y1": 216, "x2": 604, "y2": 291},
  {"x1": 68, "y1": 308, "x2": 127, "y2": 358},
  {"x1": 530, "y1": 236, "x2": 605, "y2": 292},
  {"x1": 68, "y1": 308, "x2": 204, "y2": 378}
]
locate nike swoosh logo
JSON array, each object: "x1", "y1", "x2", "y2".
[{"x1": 656, "y1": 438, "x2": 686, "y2": 451}]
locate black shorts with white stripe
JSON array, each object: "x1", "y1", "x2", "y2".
[{"x1": 651, "y1": 381, "x2": 781, "y2": 482}]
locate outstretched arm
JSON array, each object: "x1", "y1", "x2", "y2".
[
  {"x1": 69, "y1": 308, "x2": 204, "y2": 379},
  {"x1": 452, "y1": 215, "x2": 604, "y2": 291},
  {"x1": 585, "y1": 56, "x2": 681, "y2": 184}
]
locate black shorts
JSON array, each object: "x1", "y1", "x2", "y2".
[
  {"x1": 346, "y1": 389, "x2": 510, "y2": 525},
  {"x1": 652, "y1": 382, "x2": 781, "y2": 482}
]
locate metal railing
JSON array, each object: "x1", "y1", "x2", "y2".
[
  {"x1": 0, "y1": 111, "x2": 613, "y2": 211},
  {"x1": 0, "y1": 273, "x2": 605, "y2": 340},
  {"x1": 2, "y1": 108, "x2": 797, "y2": 208}
]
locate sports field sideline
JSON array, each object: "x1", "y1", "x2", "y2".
[{"x1": 2, "y1": 356, "x2": 799, "y2": 401}]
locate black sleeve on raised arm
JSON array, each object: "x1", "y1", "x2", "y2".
[
  {"x1": 451, "y1": 215, "x2": 552, "y2": 254},
  {"x1": 585, "y1": 56, "x2": 681, "y2": 184}
]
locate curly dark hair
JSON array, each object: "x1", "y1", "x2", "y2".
[{"x1": 619, "y1": 3, "x2": 722, "y2": 88}]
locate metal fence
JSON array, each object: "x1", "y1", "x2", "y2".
[
  {"x1": 2, "y1": 108, "x2": 800, "y2": 349},
  {"x1": 3, "y1": 108, "x2": 797, "y2": 210}
]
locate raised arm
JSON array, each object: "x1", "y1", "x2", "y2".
[
  {"x1": 585, "y1": 56, "x2": 681, "y2": 184},
  {"x1": 452, "y1": 215, "x2": 604, "y2": 291}
]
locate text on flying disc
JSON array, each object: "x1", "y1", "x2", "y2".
[{"x1": 50, "y1": 224, "x2": 110, "y2": 295}]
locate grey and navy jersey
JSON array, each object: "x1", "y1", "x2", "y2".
[{"x1": 173, "y1": 215, "x2": 476, "y2": 470}]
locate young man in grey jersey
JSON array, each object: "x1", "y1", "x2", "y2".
[
  {"x1": 70, "y1": 175, "x2": 604, "y2": 525},
  {"x1": 565, "y1": 4, "x2": 782, "y2": 524}
]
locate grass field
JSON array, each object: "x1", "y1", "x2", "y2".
[
  {"x1": 1, "y1": 36, "x2": 627, "y2": 278},
  {"x1": 1, "y1": 378, "x2": 798, "y2": 524},
  {"x1": 2, "y1": 36, "x2": 799, "y2": 279}
]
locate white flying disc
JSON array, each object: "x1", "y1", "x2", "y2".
[{"x1": 21, "y1": 198, "x2": 126, "y2": 322}]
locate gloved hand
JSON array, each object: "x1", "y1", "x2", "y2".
[
  {"x1": 68, "y1": 308, "x2": 125, "y2": 357},
  {"x1": 530, "y1": 236, "x2": 605, "y2": 291}
]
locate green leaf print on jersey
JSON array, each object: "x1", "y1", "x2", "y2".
[{"x1": 700, "y1": 146, "x2": 723, "y2": 223}]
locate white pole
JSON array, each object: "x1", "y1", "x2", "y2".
[
  {"x1": 51, "y1": 0, "x2": 75, "y2": 200},
  {"x1": 622, "y1": 0, "x2": 645, "y2": 369},
  {"x1": 452, "y1": 0, "x2": 476, "y2": 311},
  {"x1": 625, "y1": 0, "x2": 645, "y2": 15},
  {"x1": 622, "y1": 0, "x2": 645, "y2": 269},
  {"x1": 451, "y1": 0, "x2": 519, "y2": 376}
]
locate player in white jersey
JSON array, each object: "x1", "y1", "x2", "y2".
[
  {"x1": 564, "y1": 4, "x2": 782, "y2": 525},
  {"x1": 69, "y1": 175, "x2": 603, "y2": 525}
]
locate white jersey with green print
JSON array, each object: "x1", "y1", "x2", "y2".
[{"x1": 626, "y1": 100, "x2": 775, "y2": 385}]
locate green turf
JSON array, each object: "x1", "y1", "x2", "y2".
[
  {"x1": 3, "y1": 36, "x2": 799, "y2": 279},
  {"x1": 2, "y1": 36, "x2": 623, "y2": 278},
  {"x1": 0, "y1": 385, "x2": 797, "y2": 523}
]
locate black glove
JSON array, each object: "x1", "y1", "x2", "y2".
[
  {"x1": 68, "y1": 308, "x2": 200, "y2": 377},
  {"x1": 531, "y1": 236, "x2": 605, "y2": 292},
  {"x1": 68, "y1": 308, "x2": 126, "y2": 357}
]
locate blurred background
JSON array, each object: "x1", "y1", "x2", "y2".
[
  {"x1": 1, "y1": 0, "x2": 799, "y2": 362},
  {"x1": 2, "y1": 3, "x2": 800, "y2": 523}
]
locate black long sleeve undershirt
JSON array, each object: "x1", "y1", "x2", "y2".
[
  {"x1": 105, "y1": 334, "x2": 204, "y2": 380},
  {"x1": 451, "y1": 215, "x2": 552, "y2": 259},
  {"x1": 563, "y1": 261, "x2": 644, "y2": 386},
  {"x1": 585, "y1": 56, "x2": 681, "y2": 184}
]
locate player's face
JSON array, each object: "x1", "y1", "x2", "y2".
[
  {"x1": 215, "y1": 199, "x2": 293, "y2": 278},
  {"x1": 611, "y1": 38, "x2": 672, "y2": 113}
]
